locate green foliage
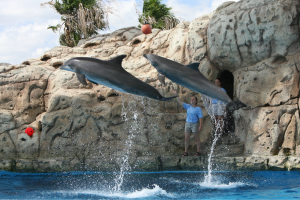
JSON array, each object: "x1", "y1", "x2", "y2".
[
  {"x1": 138, "y1": 0, "x2": 179, "y2": 30},
  {"x1": 53, "y1": 0, "x2": 96, "y2": 15},
  {"x1": 59, "y1": 32, "x2": 81, "y2": 46},
  {"x1": 43, "y1": 0, "x2": 108, "y2": 47}
]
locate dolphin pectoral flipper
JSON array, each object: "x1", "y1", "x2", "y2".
[
  {"x1": 76, "y1": 73, "x2": 88, "y2": 85},
  {"x1": 109, "y1": 54, "x2": 127, "y2": 66},
  {"x1": 185, "y1": 63, "x2": 200, "y2": 71},
  {"x1": 158, "y1": 73, "x2": 166, "y2": 86}
]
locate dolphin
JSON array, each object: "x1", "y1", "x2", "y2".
[
  {"x1": 143, "y1": 54, "x2": 246, "y2": 112},
  {"x1": 59, "y1": 55, "x2": 177, "y2": 101}
]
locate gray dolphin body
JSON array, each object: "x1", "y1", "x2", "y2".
[
  {"x1": 60, "y1": 55, "x2": 176, "y2": 101},
  {"x1": 143, "y1": 54, "x2": 246, "y2": 112}
]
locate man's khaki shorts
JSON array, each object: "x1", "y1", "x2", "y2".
[{"x1": 185, "y1": 122, "x2": 199, "y2": 133}]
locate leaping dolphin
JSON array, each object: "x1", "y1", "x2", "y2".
[
  {"x1": 60, "y1": 55, "x2": 177, "y2": 101},
  {"x1": 143, "y1": 54, "x2": 246, "y2": 112}
]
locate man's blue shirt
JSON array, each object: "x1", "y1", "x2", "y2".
[{"x1": 183, "y1": 103, "x2": 203, "y2": 123}]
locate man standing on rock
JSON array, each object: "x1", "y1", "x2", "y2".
[
  {"x1": 211, "y1": 78, "x2": 226, "y2": 135},
  {"x1": 172, "y1": 89, "x2": 203, "y2": 157}
]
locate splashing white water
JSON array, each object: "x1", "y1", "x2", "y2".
[
  {"x1": 201, "y1": 94, "x2": 225, "y2": 184},
  {"x1": 126, "y1": 184, "x2": 174, "y2": 198},
  {"x1": 55, "y1": 184, "x2": 175, "y2": 199},
  {"x1": 113, "y1": 94, "x2": 147, "y2": 192},
  {"x1": 200, "y1": 181, "x2": 249, "y2": 189}
]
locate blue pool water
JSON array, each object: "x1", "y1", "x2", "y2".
[{"x1": 0, "y1": 170, "x2": 300, "y2": 199}]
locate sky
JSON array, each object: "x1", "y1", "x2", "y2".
[{"x1": 0, "y1": 0, "x2": 236, "y2": 65}]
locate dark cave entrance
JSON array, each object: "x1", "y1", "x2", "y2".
[
  {"x1": 217, "y1": 70, "x2": 234, "y2": 100},
  {"x1": 217, "y1": 70, "x2": 235, "y2": 134}
]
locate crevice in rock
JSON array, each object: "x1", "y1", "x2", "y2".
[
  {"x1": 144, "y1": 129, "x2": 150, "y2": 144},
  {"x1": 273, "y1": 114, "x2": 293, "y2": 155},
  {"x1": 97, "y1": 94, "x2": 106, "y2": 102},
  {"x1": 233, "y1": 15, "x2": 243, "y2": 63},
  {"x1": 135, "y1": 63, "x2": 150, "y2": 71},
  {"x1": 40, "y1": 54, "x2": 51, "y2": 61},
  {"x1": 83, "y1": 43, "x2": 99, "y2": 48},
  {"x1": 180, "y1": 33, "x2": 188, "y2": 64},
  {"x1": 286, "y1": 38, "x2": 300, "y2": 56},
  {"x1": 44, "y1": 116, "x2": 59, "y2": 137},
  {"x1": 271, "y1": 55, "x2": 287, "y2": 64},
  {"x1": 52, "y1": 62, "x2": 63, "y2": 69},
  {"x1": 291, "y1": 12, "x2": 300, "y2": 26},
  {"x1": 43, "y1": 71, "x2": 55, "y2": 112},
  {"x1": 156, "y1": 156, "x2": 163, "y2": 171},
  {"x1": 132, "y1": 39, "x2": 142, "y2": 45},
  {"x1": 259, "y1": 29, "x2": 265, "y2": 46},
  {"x1": 177, "y1": 158, "x2": 182, "y2": 169},
  {"x1": 245, "y1": 97, "x2": 299, "y2": 110},
  {"x1": 107, "y1": 93, "x2": 119, "y2": 98},
  {"x1": 270, "y1": 89, "x2": 283, "y2": 101},
  {"x1": 93, "y1": 119, "x2": 102, "y2": 141},
  {"x1": 22, "y1": 61, "x2": 30, "y2": 65}
]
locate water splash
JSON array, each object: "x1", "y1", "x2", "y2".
[
  {"x1": 200, "y1": 181, "x2": 249, "y2": 189},
  {"x1": 126, "y1": 184, "x2": 174, "y2": 198},
  {"x1": 201, "y1": 94, "x2": 226, "y2": 184},
  {"x1": 112, "y1": 94, "x2": 147, "y2": 192},
  {"x1": 55, "y1": 184, "x2": 175, "y2": 199}
]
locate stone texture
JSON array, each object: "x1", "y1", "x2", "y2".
[
  {"x1": 207, "y1": 0, "x2": 300, "y2": 71},
  {"x1": 234, "y1": 53, "x2": 300, "y2": 108},
  {"x1": 234, "y1": 105, "x2": 299, "y2": 156}
]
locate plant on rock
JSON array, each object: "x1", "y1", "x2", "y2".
[
  {"x1": 42, "y1": 0, "x2": 115, "y2": 47},
  {"x1": 136, "y1": 0, "x2": 180, "y2": 30}
]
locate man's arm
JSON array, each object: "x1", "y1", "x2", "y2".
[{"x1": 172, "y1": 89, "x2": 183, "y2": 107}]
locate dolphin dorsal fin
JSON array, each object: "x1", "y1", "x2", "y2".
[
  {"x1": 109, "y1": 55, "x2": 127, "y2": 66},
  {"x1": 185, "y1": 63, "x2": 200, "y2": 71}
]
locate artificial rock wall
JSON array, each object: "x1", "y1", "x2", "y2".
[{"x1": 0, "y1": 0, "x2": 300, "y2": 172}]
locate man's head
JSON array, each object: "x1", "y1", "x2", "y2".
[
  {"x1": 191, "y1": 96, "x2": 198, "y2": 105},
  {"x1": 215, "y1": 78, "x2": 221, "y2": 87}
]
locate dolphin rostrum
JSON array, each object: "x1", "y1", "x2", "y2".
[
  {"x1": 59, "y1": 55, "x2": 177, "y2": 101},
  {"x1": 143, "y1": 54, "x2": 246, "y2": 112}
]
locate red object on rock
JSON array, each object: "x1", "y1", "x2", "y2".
[
  {"x1": 141, "y1": 23, "x2": 151, "y2": 34},
  {"x1": 25, "y1": 127, "x2": 34, "y2": 137}
]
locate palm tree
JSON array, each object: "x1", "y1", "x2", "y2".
[
  {"x1": 42, "y1": 0, "x2": 115, "y2": 47},
  {"x1": 137, "y1": 0, "x2": 180, "y2": 30}
]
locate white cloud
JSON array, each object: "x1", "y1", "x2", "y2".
[
  {"x1": 99, "y1": 0, "x2": 140, "y2": 34},
  {"x1": 0, "y1": 21, "x2": 60, "y2": 65},
  {"x1": 165, "y1": 0, "x2": 237, "y2": 22},
  {"x1": 0, "y1": 0, "x2": 60, "y2": 27},
  {"x1": 0, "y1": 0, "x2": 61, "y2": 65},
  {"x1": 165, "y1": 0, "x2": 211, "y2": 22}
]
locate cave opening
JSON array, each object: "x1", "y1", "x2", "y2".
[
  {"x1": 217, "y1": 70, "x2": 235, "y2": 134},
  {"x1": 217, "y1": 70, "x2": 234, "y2": 99}
]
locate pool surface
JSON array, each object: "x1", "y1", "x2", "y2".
[{"x1": 0, "y1": 170, "x2": 300, "y2": 199}]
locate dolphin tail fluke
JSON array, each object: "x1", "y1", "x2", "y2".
[
  {"x1": 160, "y1": 95, "x2": 178, "y2": 101},
  {"x1": 226, "y1": 100, "x2": 247, "y2": 112}
]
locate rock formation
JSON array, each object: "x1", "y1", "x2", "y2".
[{"x1": 0, "y1": 0, "x2": 300, "y2": 172}]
